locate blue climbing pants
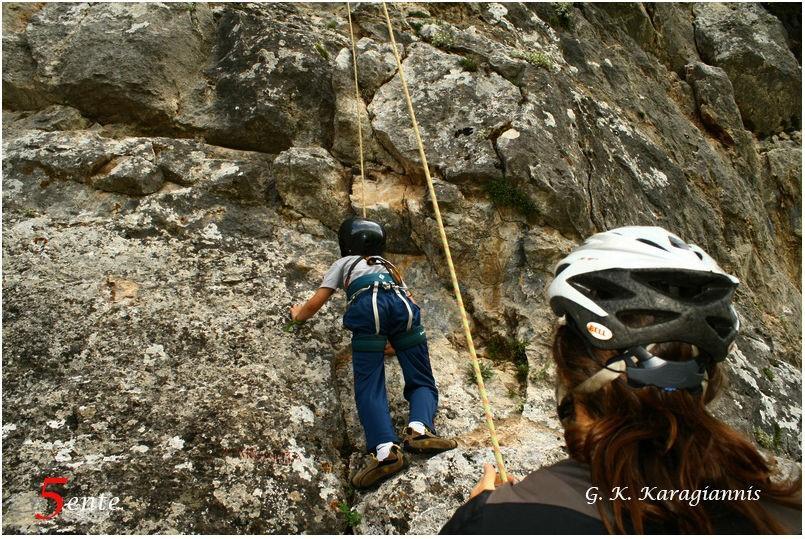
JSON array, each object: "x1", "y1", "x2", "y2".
[{"x1": 343, "y1": 286, "x2": 439, "y2": 452}]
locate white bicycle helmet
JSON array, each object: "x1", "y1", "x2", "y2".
[{"x1": 548, "y1": 226, "x2": 739, "y2": 392}]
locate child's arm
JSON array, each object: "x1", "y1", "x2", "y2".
[{"x1": 290, "y1": 287, "x2": 335, "y2": 322}]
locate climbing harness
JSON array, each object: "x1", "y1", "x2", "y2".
[
  {"x1": 344, "y1": 255, "x2": 427, "y2": 353},
  {"x1": 344, "y1": 254, "x2": 404, "y2": 289},
  {"x1": 380, "y1": 2, "x2": 509, "y2": 481},
  {"x1": 346, "y1": 1, "x2": 367, "y2": 218}
]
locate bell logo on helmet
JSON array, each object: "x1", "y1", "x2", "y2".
[{"x1": 586, "y1": 322, "x2": 613, "y2": 340}]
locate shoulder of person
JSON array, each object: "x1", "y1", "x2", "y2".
[
  {"x1": 492, "y1": 459, "x2": 591, "y2": 499},
  {"x1": 442, "y1": 460, "x2": 603, "y2": 535},
  {"x1": 759, "y1": 497, "x2": 802, "y2": 534},
  {"x1": 487, "y1": 458, "x2": 601, "y2": 520},
  {"x1": 326, "y1": 255, "x2": 361, "y2": 270}
]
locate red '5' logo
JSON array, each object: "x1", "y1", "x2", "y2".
[{"x1": 35, "y1": 477, "x2": 69, "y2": 520}]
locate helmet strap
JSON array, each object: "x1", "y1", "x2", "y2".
[{"x1": 563, "y1": 319, "x2": 707, "y2": 397}]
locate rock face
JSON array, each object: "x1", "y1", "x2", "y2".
[
  {"x1": 2, "y1": 2, "x2": 801, "y2": 534},
  {"x1": 685, "y1": 61, "x2": 745, "y2": 144},
  {"x1": 370, "y1": 42, "x2": 521, "y2": 183},
  {"x1": 5, "y1": 3, "x2": 216, "y2": 130},
  {"x1": 275, "y1": 146, "x2": 351, "y2": 230},
  {"x1": 693, "y1": 3, "x2": 801, "y2": 135}
]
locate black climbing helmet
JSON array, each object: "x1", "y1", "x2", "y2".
[
  {"x1": 338, "y1": 218, "x2": 386, "y2": 257},
  {"x1": 547, "y1": 226, "x2": 740, "y2": 392}
]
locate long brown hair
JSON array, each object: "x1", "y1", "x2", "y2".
[{"x1": 553, "y1": 324, "x2": 801, "y2": 533}]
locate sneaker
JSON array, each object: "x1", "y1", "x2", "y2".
[
  {"x1": 351, "y1": 444, "x2": 408, "y2": 489},
  {"x1": 401, "y1": 426, "x2": 458, "y2": 454}
]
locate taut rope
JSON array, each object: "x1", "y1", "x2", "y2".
[
  {"x1": 346, "y1": 1, "x2": 367, "y2": 218},
  {"x1": 380, "y1": 2, "x2": 508, "y2": 482}
]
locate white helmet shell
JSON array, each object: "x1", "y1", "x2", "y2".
[
  {"x1": 548, "y1": 226, "x2": 738, "y2": 317},
  {"x1": 547, "y1": 226, "x2": 740, "y2": 362}
]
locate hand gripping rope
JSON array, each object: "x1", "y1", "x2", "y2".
[{"x1": 379, "y1": 2, "x2": 509, "y2": 482}]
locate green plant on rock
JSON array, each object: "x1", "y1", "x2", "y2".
[
  {"x1": 408, "y1": 9, "x2": 431, "y2": 18},
  {"x1": 314, "y1": 42, "x2": 329, "y2": 60},
  {"x1": 549, "y1": 2, "x2": 575, "y2": 30},
  {"x1": 511, "y1": 49, "x2": 553, "y2": 70},
  {"x1": 529, "y1": 364, "x2": 551, "y2": 385},
  {"x1": 326, "y1": 19, "x2": 338, "y2": 30},
  {"x1": 762, "y1": 366, "x2": 775, "y2": 381},
  {"x1": 516, "y1": 362, "x2": 530, "y2": 383},
  {"x1": 487, "y1": 336, "x2": 530, "y2": 383},
  {"x1": 489, "y1": 336, "x2": 528, "y2": 365},
  {"x1": 485, "y1": 177, "x2": 538, "y2": 217},
  {"x1": 338, "y1": 502, "x2": 362, "y2": 528},
  {"x1": 773, "y1": 423, "x2": 783, "y2": 449},
  {"x1": 753, "y1": 424, "x2": 782, "y2": 451},
  {"x1": 754, "y1": 428, "x2": 773, "y2": 450},
  {"x1": 466, "y1": 360, "x2": 495, "y2": 385},
  {"x1": 459, "y1": 56, "x2": 479, "y2": 72},
  {"x1": 429, "y1": 26, "x2": 455, "y2": 50}
]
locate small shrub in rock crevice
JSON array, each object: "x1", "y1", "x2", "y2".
[
  {"x1": 485, "y1": 177, "x2": 538, "y2": 217},
  {"x1": 338, "y1": 502, "x2": 362, "y2": 528},
  {"x1": 408, "y1": 9, "x2": 431, "y2": 19},
  {"x1": 459, "y1": 57, "x2": 479, "y2": 72},
  {"x1": 429, "y1": 27, "x2": 455, "y2": 50},
  {"x1": 466, "y1": 360, "x2": 495, "y2": 385},
  {"x1": 754, "y1": 424, "x2": 782, "y2": 451},
  {"x1": 550, "y1": 3, "x2": 575, "y2": 31},
  {"x1": 511, "y1": 49, "x2": 553, "y2": 70},
  {"x1": 488, "y1": 335, "x2": 530, "y2": 383},
  {"x1": 529, "y1": 364, "x2": 551, "y2": 385},
  {"x1": 314, "y1": 42, "x2": 329, "y2": 60}
]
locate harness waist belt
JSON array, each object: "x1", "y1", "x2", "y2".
[
  {"x1": 346, "y1": 272, "x2": 395, "y2": 301},
  {"x1": 352, "y1": 326, "x2": 427, "y2": 352},
  {"x1": 352, "y1": 334, "x2": 387, "y2": 352}
]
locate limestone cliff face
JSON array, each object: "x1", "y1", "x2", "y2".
[{"x1": 2, "y1": 2, "x2": 801, "y2": 533}]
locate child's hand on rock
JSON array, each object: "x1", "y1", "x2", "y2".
[{"x1": 290, "y1": 304, "x2": 303, "y2": 321}]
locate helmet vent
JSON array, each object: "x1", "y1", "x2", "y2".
[
  {"x1": 554, "y1": 263, "x2": 570, "y2": 277},
  {"x1": 706, "y1": 316, "x2": 734, "y2": 338},
  {"x1": 632, "y1": 270, "x2": 734, "y2": 304},
  {"x1": 616, "y1": 309, "x2": 679, "y2": 328},
  {"x1": 636, "y1": 238, "x2": 668, "y2": 251},
  {"x1": 568, "y1": 274, "x2": 635, "y2": 301},
  {"x1": 668, "y1": 236, "x2": 690, "y2": 250}
]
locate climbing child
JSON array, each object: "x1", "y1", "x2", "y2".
[{"x1": 290, "y1": 217, "x2": 457, "y2": 488}]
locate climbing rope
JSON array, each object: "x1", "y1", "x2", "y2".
[
  {"x1": 380, "y1": 2, "x2": 509, "y2": 482},
  {"x1": 346, "y1": 1, "x2": 367, "y2": 218}
]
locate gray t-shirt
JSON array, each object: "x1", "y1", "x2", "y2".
[{"x1": 320, "y1": 256, "x2": 390, "y2": 291}]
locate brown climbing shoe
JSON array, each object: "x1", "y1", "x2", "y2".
[
  {"x1": 402, "y1": 427, "x2": 458, "y2": 454},
  {"x1": 351, "y1": 444, "x2": 408, "y2": 489}
]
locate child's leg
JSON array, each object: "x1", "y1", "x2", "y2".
[
  {"x1": 395, "y1": 341, "x2": 439, "y2": 431},
  {"x1": 352, "y1": 347, "x2": 399, "y2": 451},
  {"x1": 345, "y1": 293, "x2": 400, "y2": 452}
]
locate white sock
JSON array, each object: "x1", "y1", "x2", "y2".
[
  {"x1": 408, "y1": 421, "x2": 426, "y2": 435},
  {"x1": 375, "y1": 441, "x2": 394, "y2": 461}
]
